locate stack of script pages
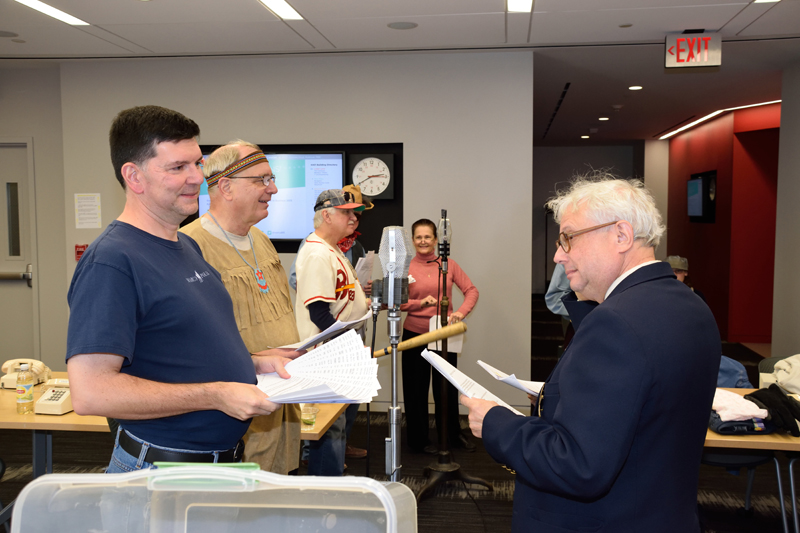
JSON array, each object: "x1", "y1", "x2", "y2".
[{"x1": 257, "y1": 329, "x2": 380, "y2": 403}]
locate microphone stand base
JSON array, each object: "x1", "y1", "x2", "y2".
[{"x1": 416, "y1": 451, "x2": 493, "y2": 503}]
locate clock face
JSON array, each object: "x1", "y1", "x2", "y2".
[{"x1": 352, "y1": 157, "x2": 391, "y2": 197}]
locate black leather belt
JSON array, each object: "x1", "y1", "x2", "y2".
[{"x1": 119, "y1": 430, "x2": 244, "y2": 464}]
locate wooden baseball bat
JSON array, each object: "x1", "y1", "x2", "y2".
[{"x1": 373, "y1": 321, "x2": 467, "y2": 358}]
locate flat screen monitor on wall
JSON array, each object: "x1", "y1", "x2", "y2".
[
  {"x1": 687, "y1": 170, "x2": 716, "y2": 223},
  {"x1": 198, "y1": 152, "x2": 345, "y2": 240},
  {"x1": 687, "y1": 178, "x2": 704, "y2": 216}
]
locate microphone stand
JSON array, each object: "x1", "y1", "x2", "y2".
[
  {"x1": 366, "y1": 306, "x2": 381, "y2": 479},
  {"x1": 371, "y1": 276, "x2": 402, "y2": 481},
  {"x1": 385, "y1": 274, "x2": 403, "y2": 482},
  {"x1": 417, "y1": 210, "x2": 492, "y2": 502},
  {"x1": 375, "y1": 226, "x2": 413, "y2": 483}
]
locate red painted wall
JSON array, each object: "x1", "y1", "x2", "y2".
[
  {"x1": 668, "y1": 114, "x2": 734, "y2": 340},
  {"x1": 734, "y1": 103, "x2": 781, "y2": 133},
  {"x1": 729, "y1": 128, "x2": 779, "y2": 342},
  {"x1": 668, "y1": 103, "x2": 780, "y2": 342}
]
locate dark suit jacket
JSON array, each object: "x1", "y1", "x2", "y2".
[{"x1": 484, "y1": 262, "x2": 720, "y2": 533}]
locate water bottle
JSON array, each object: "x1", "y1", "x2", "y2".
[{"x1": 16, "y1": 363, "x2": 34, "y2": 414}]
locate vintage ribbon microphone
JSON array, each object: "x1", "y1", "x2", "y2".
[{"x1": 371, "y1": 226, "x2": 414, "y2": 481}]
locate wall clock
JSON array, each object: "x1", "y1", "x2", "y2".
[{"x1": 350, "y1": 154, "x2": 394, "y2": 200}]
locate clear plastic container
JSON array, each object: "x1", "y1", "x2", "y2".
[{"x1": 11, "y1": 466, "x2": 417, "y2": 532}]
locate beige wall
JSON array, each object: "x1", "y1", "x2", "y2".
[
  {"x1": 772, "y1": 61, "x2": 800, "y2": 358},
  {"x1": 55, "y1": 51, "x2": 534, "y2": 410},
  {"x1": 0, "y1": 65, "x2": 68, "y2": 370},
  {"x1": 644, "y1": 140, "x2": 670, "y2": 261}
]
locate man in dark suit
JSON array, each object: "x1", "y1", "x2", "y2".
[{"x1": 462, "y1": 176, "x2": 720, "y2": 533}]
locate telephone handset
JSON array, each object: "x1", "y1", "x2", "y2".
[
  {"x1": 1, "y1": 359, "x2": 51, "y2": 389},
  {"x1": 35, "y1": 378, "x2": 72, "y2": 415}
]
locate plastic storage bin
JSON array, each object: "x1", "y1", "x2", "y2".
[{"x1": 10, "y1": 466, "x2": 417, "y2": 532}]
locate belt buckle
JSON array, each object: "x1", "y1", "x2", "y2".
[
  {"x1": 537, "y1": 383, "x2": 545, "y2": 418},
  {"x1": 232, "y1": 440, "x2": 245, "y2": 461}
]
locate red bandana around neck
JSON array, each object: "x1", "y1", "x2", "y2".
[{"x1": 338, "y1": 231, "x2": 361, "y2": 253}]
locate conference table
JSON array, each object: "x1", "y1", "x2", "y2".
[
  {"x1": 704, "y1": 388, "x2": 800, "y2": 452},
  {"x1": 704, "y1": 388, "x2": 800, "y2": 533},
  {"x1": 0, "y1": 371, "x2": 346, "y2": 526},
  {"x1": 0, "y1": 372, "x2": 345, "y2": 476}
]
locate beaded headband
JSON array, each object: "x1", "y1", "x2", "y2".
[{"x1": 205, "y1": 151, "x2": 268, "y2": 188}]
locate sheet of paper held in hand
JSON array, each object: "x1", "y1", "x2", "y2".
[
  {"x1": 257, "y1": 329, "x2": 380, "y2": 403},
  {"x1": 427, "y1": 315, "x2": 463, "y2": 353},
  {"x1": 282, "y1": 309, "x2": 372, "y2": 351},
  {"x1": 477, "y1": 360, "x2": 544, "y2": 398},
  {"x1": 354, "y1": 251, "x2": 375, "y2": 287},
  {"x1": 421, "y1": 349, "x2": 524, "y2": 416}
]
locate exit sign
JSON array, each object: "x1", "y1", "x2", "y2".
[{"x1": 665, "y1": 34, "x2": 721, "y2": 68}]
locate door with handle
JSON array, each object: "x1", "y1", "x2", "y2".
[{"x1": 0, "y1": 141, "x2": 38, "y2": 361}]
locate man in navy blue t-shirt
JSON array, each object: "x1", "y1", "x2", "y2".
[{"x1": 66, "y1": 105, "x2": 300, "y2": 472}]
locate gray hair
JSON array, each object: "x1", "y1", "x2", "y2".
[
  {"x1": 546, "y1": 172, "x2": 665, "y2": 248},
  {"x1": 313, "y1": 207, "x2": 336, "y2": 228}
]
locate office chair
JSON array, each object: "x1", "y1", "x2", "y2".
[
  {"x1": 786, "y1": 453, "x2": 800, "y2": 533},
  {"x1": 759, "y1": 355, "x2": 793, "y2": 388},
  {"x1": 701, "y1": 450, "x2": 784, "y2": 515},
  {"x1": 0, "y1": 457, "x2": 10, "y2": 533}
]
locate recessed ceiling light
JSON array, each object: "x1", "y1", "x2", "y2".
[
  {"x1": 599, "y1": 117, "x2": 609, "y2": 121},
  {"x1": 388, "y1": 22, "x2": 418, "y2": 30},
  {"x1": 629, "y1": 86, "x2": 643, "y2": 91},
  {"x1": 14, "y1": 0, "x2": 89, "y2": 25},
  {"x1": 0, "y1": 31, "x2": 20, "y2": 38},
  {"x1": 507, "y1": 0, "x2": 533, "y2": 13},
  {"x1": 258, "y1": 0, "x2": 303, "y2": 20},
  {"x1": 619, "y1": 24, "x2": 633, "y2": 28},
  {"x1": 11, "y1": 39, "x2": 25, "y2": 43},
  {"x1": 581, "y1": 136, "x2": 590, "y2": 139},
  {"x1": 754, "y1": 0, "x2": 780, "y2": 3}
]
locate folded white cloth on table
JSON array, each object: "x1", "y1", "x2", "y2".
[{"x1": 712, "y1": 388, "x2": 769, "y2": 422}]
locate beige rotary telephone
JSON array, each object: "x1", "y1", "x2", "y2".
[{"x1": 1, "y1": 358, "x2": 51, "y2": 389}]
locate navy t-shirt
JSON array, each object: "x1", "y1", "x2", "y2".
[{"x1": 66, "y1": 221, "x2": 255, "y2": 450}]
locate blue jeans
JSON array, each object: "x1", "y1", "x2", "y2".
[
  {"x1": 304, "y1": 404, "x2": 360, "y2": 476},
  {"x1": 106, "y1": 428, "x2": 239, "y2": 473},
  {"x1": 345, "y1": 403, "x2": 359, "y2": 438},
  {"x1": 307, "y1": 412, "x2": 347, "y2": 476}
]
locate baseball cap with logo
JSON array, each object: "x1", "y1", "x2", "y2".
[{"x1": 314, "y1": 189, "x2": 366, "y2": 212}]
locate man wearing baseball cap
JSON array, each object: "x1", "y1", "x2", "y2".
[
  {"x1": 289, "y1": 184, "x2": 373, "y2": 292},
  {"x1": 294, "y1": 188, "x2": 370, "y2": 475}
]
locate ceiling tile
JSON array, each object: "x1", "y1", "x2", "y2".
[
  {"x1": 103, "y1": 21, "x2": 313, "y2": 55},
  {"x1": 0, "y1": 25, "x2": 136, "y2": 56},
  {"x1": 291, "y1": 0, "x2": 504, "y2": 19},
  {"x1": 50, "y1": 0, "x2": 278, "y2": 25},
  {"x1": 535, "y1": 0, "x2": 748, "y2": 12},
  {"x1": 531, "y1": 4, "x2": 748, "y2": 45},
  {"x1": 739, "y1": 1, "x2": 800, "y2": 38},
  {"x1": 311, "y1": 13, "x2": 506, "y2": 50}
]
